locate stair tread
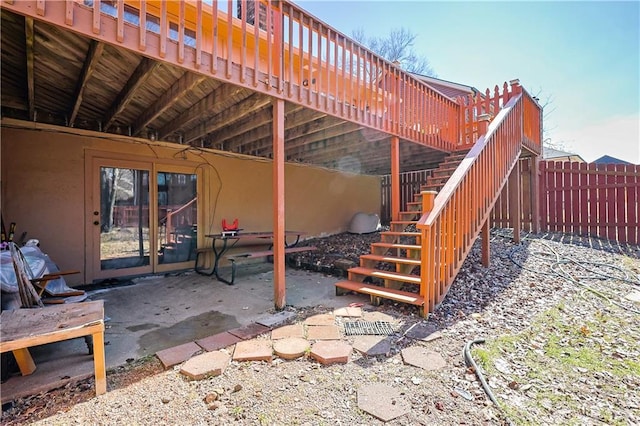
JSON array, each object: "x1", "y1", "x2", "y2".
[
  {"x1": 361, "y1": 254, "x2": 422, "y2": 266},
  {"x1": 335, "y1": 281, "x2": 424, "y2": 306},
  {"x1": 349, "y1": 266, "x2": 421, "y2": 284},
  {"x1": 380, "y1": 231, "x2": 420, "y2": 236},
  {"x1": 372, "y1": 242, "x2": 421, "y2": 250}
]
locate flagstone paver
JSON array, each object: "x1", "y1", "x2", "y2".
[
  {"x1": 401, "y1": 346, "x2": 447, "y2": 370},
  {"x1": 309, "y1": 340, "x2": 352, "y2": 365},
  {"x1": 333, "y1": 306, "x2": 362, "y2": 317},
  {"x1": 271, "y1": 324, "x2": 305, "y2": 340},
  {"x1": 352, "y1": 335, "x2": 392, "y2": 357},
  {"x1": 227, "y1": 323, "x2": 271, "y2": 340},
  {"x1": 273, "y1": 337, "x2": 310, "y2": 360},
  {"x1": 180, "y1": 351, "x2": 230, "y2": 380},
  {"x1": 196, "y1": 332, "x2": 242, "y2": 352},
  {"x1": 362, "y1": 311, "x2": 398, "y2": 323},
  {"x1": 232, "y1": 339, "x2": 273, "y2": 362},
  {"x1": 306, "y1": 324, "x2": 341, "y2": 340},
  {"x1": 303, "y1": 313, "x2": 335, "y2": 326},
  {"x1": 156, "y1": 342, "x2": 202, "y2": 369},
  {"x1": 255, "y1": 311, "x2": 296, "y2": 328},
  {"x1": 358, "y1": 384, "x2": 410, "y2": 421}
]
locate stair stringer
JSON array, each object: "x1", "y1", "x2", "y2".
[{"x1": 418, "y1": 93, "x2": 526, "y2": 314}]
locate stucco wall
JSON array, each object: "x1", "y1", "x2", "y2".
[{"x1": 1, "y1": 123, "x2": 380, "y2": 284}]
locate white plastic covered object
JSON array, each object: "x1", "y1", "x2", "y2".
[{"x1": 348, "y1": 212, "x2": 381, "y2": 234}]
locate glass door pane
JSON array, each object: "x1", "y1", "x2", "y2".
[
  {"x1": 157, "y1": 172, "x2": 197, "y2": 265},
  {"x1": 99, "y1": 167, "x2": 150, "y2": 270}
]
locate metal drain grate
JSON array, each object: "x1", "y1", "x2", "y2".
[{"x1": 343, "y1": 321, "x2": 395, "y2": 336}]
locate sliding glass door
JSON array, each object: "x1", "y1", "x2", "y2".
[{"x1": 89, "y1": 157, "x2": 199, "y2": 280}]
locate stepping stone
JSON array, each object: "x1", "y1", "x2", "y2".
[
  {"x1": 401, "y1": 346, "x2": 446, "y2": 371},
  {"x1": 232, "y1": 339, "x2": 273, "y2": 362},
  {"x1": 333, "y1": 306, "x2": 363, "y2": 317},
  {"x1": 625, "y1": 290, "x2": 640, "y2": 302},
  {"x1": 255, "y1": 311, "x2": 296, "y2": 328},
  {"x1": 358, "y1": 384, "x2": 410, "y2": 422},
  {"x1": 303, "y1": 313, "x2": 335, "y2": 326},
  {"x1": 306, "y1": 325, "x2": 341, "y2": 340},
  {"x1": 196, "y1": 332, "x2": 242, "y2": 352},
  {"x1": 227, "y1": 323, "x2": 271, "y2": 340},
  {"x1": 310, "y1": 340, "x2": 352, "y2": 365},
  {"x1": 156, "y1": 342, "x2": 201, "y2": 369},
  {"x1": 352, "y1": 335, "x2": 392, "y2": 357},
  {"x1": 180, "y1": 351, "x2": 230, "y2": 380},
  {"x1": 404, "y1": 322, "x2": 441, "y2": 341},
  {"x1": 273, "y1": 337, "x2": 310, "y2": 360},
  {"x1": 271, "y1": 324, "x2": 305, "y2": 340},
  {"x1": 362, "y1": 311, "x2": 397, "y2": 323}
]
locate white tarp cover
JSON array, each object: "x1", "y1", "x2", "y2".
[{"x1": 1, "y1": 243, "x2": 82, "y2": 310}]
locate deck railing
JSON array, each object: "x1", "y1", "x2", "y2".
[
  {"x1": 2, "y1": 0, "x2": 462, "y2": 151},
  {"x1": 417, "y1": 82, "x2": 541, "y2": 313}
]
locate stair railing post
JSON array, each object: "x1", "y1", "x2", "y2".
[
  {"x1": 477, "y1": 113, "x2": 491, "y2": 136},
  {"x1": 418, "y1": 190, "x2": 436, "y2": 315}
]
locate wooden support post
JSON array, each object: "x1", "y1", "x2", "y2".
[
  {"x1": 481, "y1": 219, "x2": 490, "y2": 267},
  {"x1": 531, "y1": 156, "x2": 541, "y2": 234},
  {"x1": 509, "y1": 159, "x2": 521, "y2": 243},
  {"x1": 273, "y1": 98, "x2": 286, "y2": 309},
  {"x1": 391, "y1": 136, "x2": 400, "y2": 221}
]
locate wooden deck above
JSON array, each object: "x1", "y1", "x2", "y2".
[{"x1": 0, "y1": 0, "x2": 476, "y2": 175}]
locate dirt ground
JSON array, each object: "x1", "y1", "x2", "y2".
[{"x1": 2, "y1": 230, "x2": 639, "y2": 425}]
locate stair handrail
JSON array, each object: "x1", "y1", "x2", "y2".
[
  {"x1": 165, "y1": 197, "x2": 197, "y2": 245},
  {"x1": 416, "y1": 83, "x2": 540, "y2": 313}
]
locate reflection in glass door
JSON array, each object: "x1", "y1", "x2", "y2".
[
  {"x1": 157, "y1": 172, "x2": 197, "y2": 265},
  {"x1": 99, "y1": 167, "x2": 150, "y2": 270}
]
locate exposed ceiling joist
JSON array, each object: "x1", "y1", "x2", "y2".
[
  {"x1": 69, "y1": 40, "x2": 104, "y2": 127},
  {"x1": 132, "y1": 71, "x2": 207, "y2": 136},
  {"x1": 103, "y1": 58, "x2": 161, "y2": 132},
  {"x1": 185, "y1": 93, "x2": 272, "y2": 144},
  {"x1": 207, "y1": 104, "x2": 273, "y2": 149},
  {"x1": 159, "y1": 83, "x2": 248, "y2": 140},
  {"x1": 245, "y1": 117, "x2": 350, "y2": 156},
  {"x1": 223, "y1": 107, "x2": 324, "y2": 152},
  {"x1": 25, "y1": 17, "x2": 34, "y2": 120}
]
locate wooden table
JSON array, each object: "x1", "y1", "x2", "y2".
[
  {"x1": 0, "y1": 300, "x2": 106, "y2": 396},
  {"x1": 195, "y1": 231, "x2": 307, "y2": 284}
]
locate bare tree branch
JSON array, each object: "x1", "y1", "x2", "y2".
[{"x1": 352, "y1": 26, "x2": 436, "y2": 76}]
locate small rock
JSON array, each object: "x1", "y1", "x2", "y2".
[
  {"x1": 232, "y1": 384, "x2": 242, "y2": 393},
  {"x1": 161, "y1": 397, "x2": 172, "y2": 404},
  {"x1": 411, "y1": 377, "x2": 422, "y2": 385},
  {"x1": 203, "y1": 393, "x2": 218, "y2": 404},
  {"x1": 208, "y1": 402, "x2": 221, "y2": 411}
]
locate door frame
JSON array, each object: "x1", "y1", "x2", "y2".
[{"x1": 85, "y1": 150, "x2": 204, "y2": 282}]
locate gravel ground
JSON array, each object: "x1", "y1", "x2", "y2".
[{"x1": 2, "y1": 230, "x2": 639, "y2": 425}]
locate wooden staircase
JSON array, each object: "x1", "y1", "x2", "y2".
[{"x1": 335, "y1": 151, "x2": 468, "y2": 313}]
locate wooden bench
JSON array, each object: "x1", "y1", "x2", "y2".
[
  {"x1": 0, "y1": 300, "x2": 107, "y2": 397},
  {"x1": 224, "y1": 246, "x2": 317, "y2": 284}
]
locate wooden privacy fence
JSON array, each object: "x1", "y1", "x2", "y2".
[
  {"x1": 393, "y1": 159, "x2": 640, "y2": 245},
  {"x1": 538, "y1": 161, "x2": 639, "y2": 244}
]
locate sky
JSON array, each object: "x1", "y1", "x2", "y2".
[{"x1": 296, "y1": 0, "x2": 640, "y2": 164}]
